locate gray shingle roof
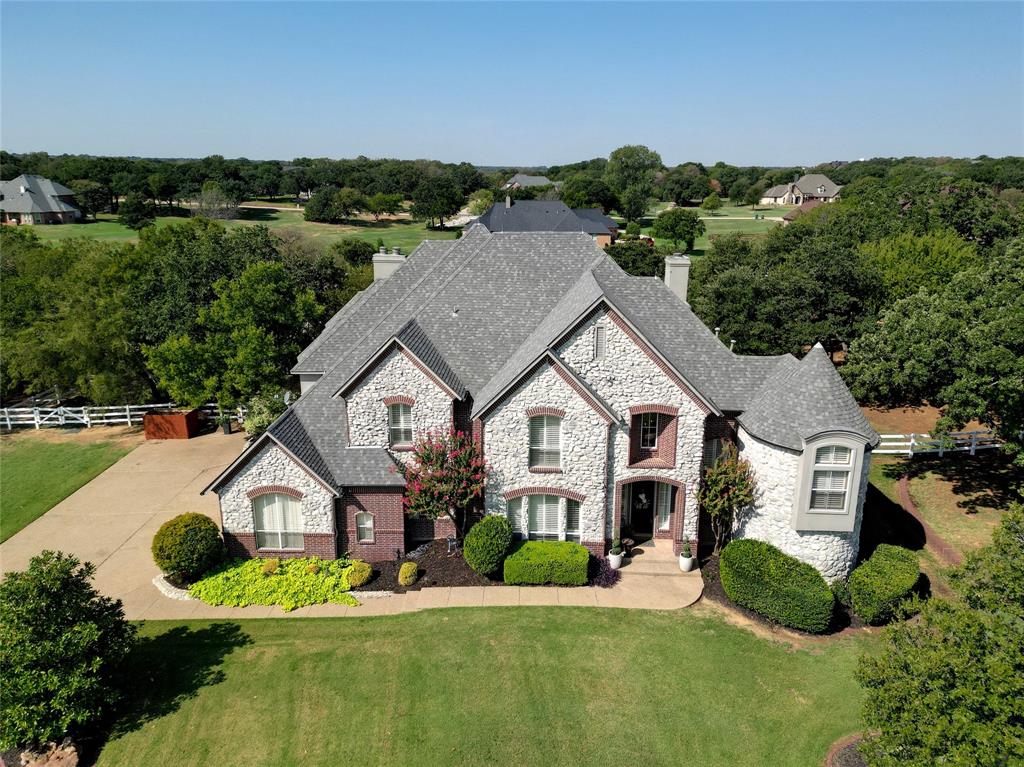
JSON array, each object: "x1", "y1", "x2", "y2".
[
  {"x1": 762, "y1": 184, "x2": 790, "y2": 198},
  {"x1": 213, "y1": 227, "x2": 872, "y2": 492},
  {"x1": 794, "y1": 174, "x2": 841, "y2": 198},
  {"x1": 573, "y1": 208, "x2": 619, "y2": 230},
  {"x1": 504, "y1": 173, "x2": 556, "y2": 188},
  {"x1": 473, "y1": 200, "x2": 611, "y2": 235},
  {"x1": 0, "y1": 174, "x2": 80, "y2": 214},
  {"x1": 736, "y1": 344, "x2": 879, "y2": 450}
]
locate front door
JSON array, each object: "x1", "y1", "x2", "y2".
[{"x1": 624, "y1": 481, "x2": 655, "y2": 543}]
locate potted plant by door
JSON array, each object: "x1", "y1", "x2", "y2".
[
  {"x1": 679, "y1": 541, "x2": 696, "y2": 572},
  {"x1": 608, "y1": 539, "x2": 624, "y2": 570},
  {"x1": 216, "y1": 413, "x2": 233, "y2": 435}
]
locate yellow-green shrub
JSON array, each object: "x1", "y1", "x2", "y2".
[
  {"x1": 398, "y1": 561, "x2": 419, "y2": 587},
  {"x1": 348, "y1": 560, "x2": 372, "y2": 587},
  {"x1": 189, "y1": 557, "x2": 359, "y2": 611}
]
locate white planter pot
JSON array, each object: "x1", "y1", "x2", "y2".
[
  {"x1": 679, "y1": 555, "x2": 696, "y2": 572},
  {"x1": 608, "y1": 552, "x2": 623, "y2": 570}
]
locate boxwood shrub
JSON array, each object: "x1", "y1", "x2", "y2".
[
  {"x1": 152, "y1": 512, "x2": 224, "y2": 582},
  {"x1": 719, "y1": 539, "x2": 834, "y2": 633},
  {"x1": 398, "y1": 561, "x2": 419, "y2": 587},
  {"x1": 347, "y1": 560, "x2": 372, "y2": 587},
  {"x1": 464, "y1": 515, "x2": 513, "y2": 575},
  {"x1": 848, "y1": 544, "x2": 920, "y2": 624},
  {"x1": 503, "y1": 541, "x2": 588, "y2": 586}
]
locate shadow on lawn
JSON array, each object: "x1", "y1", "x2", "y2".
[
  {"x1": 82, "y1": 623, "x2": 251, "y2": 763},
  {"x1": 858, "y1": 483, "x2": 926, "y2": 562},
  {"x1": 881, "y1": 454, "x2": 1023, "y2": 514}
]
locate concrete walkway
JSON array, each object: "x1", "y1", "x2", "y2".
[{"x1": 0, "y1": 431, "x2": 703, "y2": 619}]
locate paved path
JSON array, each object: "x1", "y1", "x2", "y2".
[{"x1": 0, "y1": 432, "x2": 703, "y2": 619}]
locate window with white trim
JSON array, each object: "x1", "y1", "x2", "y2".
[
  {"x1": 388, "y1": 403, "x2": 413, "y2": 447},
  {"x1": 656, "y1": 482, "x2": 672, "y2": 531},
  {"x1": 528, "y1": 494, "x2": 560, "y2": 540},
  {"x1": 507, "y1": 497, "x2": 524, "y2": 537},
  {"x1": 355, "y1": 512, "x2": 374, "y2": 543},
  {"x1": 253, "y1": 492, "x2": 303, "y2": 550},
  {"x1": 792, "y1": 435, "x2": 864, "y2": 533},
  {"x1": 529, "y1": 415, "x2": 561, "y2": 468},
  {"x1": 594, "y1": 325, "x2": 607, "y2": 361},
  {"x1": 639, "y1": 412, "x2": 659, "y2": 450},
  {"x1": 566, "y1": 499, "x2": 581, "y2": 542},
  {"x1": 810, "y1": 444, "x2": 853, "y2": 512}
]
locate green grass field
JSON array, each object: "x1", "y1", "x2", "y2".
[
  {"x1": 96, "y1": 609, "x2": 873, "y2": 766},
  {"x1": 29, "y1": 211, "x2": 458, "y2": 254},
  {"x1": 0, "y1": 437, "x2": 134, "y2": 542}
]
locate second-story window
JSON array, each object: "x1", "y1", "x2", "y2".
[
  {"x1": 388, "y1": 403, "x2": 413, "y2": 447},
  {"x1": 639, "y1": 412, "x2": 659, "y2": 450},
  {"x1": 529, "y1": 415, "x2": 561, "y2": 468},
  {"x1": 594, "y1": 325, "x2": 607, "y2": 361}
]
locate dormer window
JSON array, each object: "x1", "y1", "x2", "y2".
[{"x1": 792, "y1": 436, "x2": 864, "y2": 532}]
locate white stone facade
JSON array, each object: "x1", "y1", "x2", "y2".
[
  {"x1": 482, "y1": 308, "x2": 708, "y2": 543},
  {"x1": 219, "y1": 442, "x2": 336, "y2": 535},
  {"x1": 735, "y1": 427, "x2": 869, "y2": 580},
  {"x1": 345, "y1": 346, "x2": 454, "y2": 464}
]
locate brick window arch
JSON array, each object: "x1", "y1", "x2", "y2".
[
  {"x1": 627, "y1": 405, "x2": 679, "y2": 468},
  {"x1": 246, "y1": 485, "x2": 305, "y2": 500}
]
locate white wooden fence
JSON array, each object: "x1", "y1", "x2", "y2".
[
  {"x1": 875, "y1": 429, "x2": 1002, "y2": 457},
  {"x1": 1, "y1": 402, "x2": 246, "y2": 431}
]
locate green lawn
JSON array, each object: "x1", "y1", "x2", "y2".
[
  {"x1": 0, "y1": 437, "x2": 134, "y2": 542},
  {"x1": 29, "y1": 211, "x2": 458, "y2": 254},
  {"x1": 97, "y1": 609, "x2": 873, "y2": 766}
]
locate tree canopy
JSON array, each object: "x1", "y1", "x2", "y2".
[{"x1": 651, "y1": 207, "x2": 705, "y2": 250}]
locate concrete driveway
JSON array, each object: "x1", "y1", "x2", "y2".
[{"x1": 0, "y1": 430, "x2": 245, "y2": 618}]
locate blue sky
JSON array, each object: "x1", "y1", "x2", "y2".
[{"x1": 2, "y1": 1, "x2": 1021, "y2": 166}]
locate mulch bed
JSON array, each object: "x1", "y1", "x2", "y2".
[
  {"x1": 353, "y1": 540, "x2": 499, "y2": 593},
  {"x1": 700, "y1": 555, "x2": 865, "y2": 636},
  {"x1": 825, "y1": 734, "x2": 867, "y2": 767}
]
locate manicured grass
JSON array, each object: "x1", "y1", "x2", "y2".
[
  {"x1": 97, "y1": 609, "x2": 873, "y2": 766},
  {"x1": 0, "y1": 437, "x2": 134, "y2": 541},
  {"x1": 29, "y1": 210, "x2": 458, "y2": 254}
]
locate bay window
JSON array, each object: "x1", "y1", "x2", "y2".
[{"x1": 792, "y1": 436, "x2": 864, "y2": 533}]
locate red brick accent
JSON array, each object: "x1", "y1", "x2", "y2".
[
  {"x1": 223, "y1": 531, "x2": 337, "y2": 560},
  {"x1": 409, "y1": 515, "x2": 457, "y2": 542},
  {"x1": 703, "y1": 414, "x2": 736, "y2": 440},
  {"x1": 613, "y1": 476, "x2": 685, "y2": 542},
  {"x1": 453, "y1": 396, "x2": 473, "y2": 435},
  {"x1": 526, "y1": 406, "x2": 566, "y2": 418},
  {"x1": 628, "y1": 411, "x2": 678, "y2": 468},
  {"x1": 383, "y1": 394, "x2": 415, "y2": 407},
  {"x1": 504, "y1": 486, "x2": 586, "y2": 503},
  {"x1": 582, "y1": 540, "x2": 606, "y2": 557},
  {"x1": 339, "y1": 486, "x2": 406, "y2": 562},
  {"x1": 528, "y1": 466, "x2": 563, "y2": 474},
  {"x1": 550, "y1": 362, "x2": 615, "y2": 424},
  {"x1": 606, "y1": 309, "x2": 712, "y2": 415},
  {"x1": 245, "y1": 485, "x2": 305, "y2": 500},
  {"x1": 472, "y1": 418, "x2": 484, "y2": 453},
  {"x1": 628, "y1": 404, "x2": 679, "y2": 417}
]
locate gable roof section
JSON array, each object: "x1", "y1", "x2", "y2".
[
  {"x1": 573, "y1": 208, "x2": 619, "y2": 230},
  {"x1": 737, "y1": 344, "x2": 879, "y2": 450},
  {"x1": 0, "y1": 174, "x2": 80, "y2": 214},
  {"x1": 474, "y1": 200, "x2": 610, "y2": 235},
  {"x1": 762, "y1": 184, "x2": 790, "y2": 198},
  {"x1": 794, "y1": 174, "x2": 841, "y2": 197},
  {"x1": 505, "y1": 173, "x2": 555, "y2": 187}
]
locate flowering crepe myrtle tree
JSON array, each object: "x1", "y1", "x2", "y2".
[
  {"x1": 396, "y1": 429, "x2": 487, "y2": 538},
  {"x1": 699, "y1": 441, "x2": 757, "y2": 553}
]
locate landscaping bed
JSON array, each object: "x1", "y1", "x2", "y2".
[{"x1": 352, "y1": 540, "x2": 497, "y2": 592}]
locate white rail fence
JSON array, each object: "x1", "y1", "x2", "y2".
[
  {"x1": 1, "y1": 403, "x2": 247, "y2": 431},
  {"x1": 875, "y1": 430, "x2": 1002, "y2": 457}
]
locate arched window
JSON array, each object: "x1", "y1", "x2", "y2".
[
  {"x1": 355, "y1": 512, "x2": 374, "y2": 543},
  {"x1": 792, "y1": 435, "x2": 865, "y2": 533},
  {"x1": 252, "y1": 492, "x2": 303, "y2": 550},
  {"x1": 388, "y1": 403, "x2": 413, "y2": 447},
  {"x1": 528, "y1": 415, "x2": 561, "y2": 468}
]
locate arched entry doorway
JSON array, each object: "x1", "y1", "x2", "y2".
[{"x1": 613, "y1": 476, "x2": 685, "y2": 547}]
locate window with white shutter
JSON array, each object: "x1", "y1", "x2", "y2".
[
  {"x1": 388, "y1": 403, "x2": 413, "y2": 447},
  {"x1": 253, "y1": 493, "x2": 303, "y2": 550},
  {"x1": 507, "y1": 498, "x2": 524, "y2": 537},
  {"x1": 528, "y1": 494, "x2": 561, "y2": 540},
  {"x1": 528, "y1": 415, "x2": 561, "y2": 468},
  {"x1": 594, "y1": 325, "x2": 607, "y2": 361},
  {"x1": 566, "y1": 500, "x2": 581, "y2": 542},
  {"x1": 810, "y1": 470, "x2": 849, "y2": 511},
  {"x1": 792, "y1": 436, "x2": 865, "y2": 533}
]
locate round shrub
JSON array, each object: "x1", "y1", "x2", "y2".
[
  {"x1": 719, "y1": 538, "x2": 835, "y2": 633},
  {"x1": 848, "y1": 544, "x2": 919, "y2": 624},
  {"x1": 347, "y1": 560, "x2": 372, "y2": 588},
  {"x1": 152, "y1": 513, "x2": 224, "y2": 582},
  {"x1": 398, "y1": 561, "x2": 419, "y2": 587},
  {"x1": 463, "y1": 515, "x2": 513, "y2": 575}
]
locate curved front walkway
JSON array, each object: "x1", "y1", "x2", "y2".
[{"x1": 0, "y1": 429, "x2": 703, "y2": 619}]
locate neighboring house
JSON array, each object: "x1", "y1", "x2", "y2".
[
  {"x1": 0, "y1": 174, "x2": 82, "y2": 225},
  {"x1": 503, "y1": 173, "x2": 559, "y2": 190},
  {"x1": 204, "y1": 226, "x2": 878, "y2": 581},
  {"x1": 782, "y1": 199, "x2": 825, "y2": 224},
  {"x1": 760, "y1": 174, "x2": 842, "y2": 206},
  {"x1": 473, "y1": 198, "x2": 619, "y2": 246}
]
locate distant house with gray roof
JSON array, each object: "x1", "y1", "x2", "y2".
[
  {"x1": 502, "y1": 173, "x2": 559, "y2": 190},
  {"x1": 0, "y1": 174, "x2": 81, "y2": 225},
  {"x1": 760, "y1": 173, "x2": 842, "y2": 205},
  {"x1": 205, "y1": 226, "x2": 877, "y2": 581},
  {"x1": 472, "y1": 198, "x2": 619, "y2": 245}
]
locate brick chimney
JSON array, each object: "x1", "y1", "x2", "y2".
[
  {"x1": 373, "y1": 246, "x2": 404, "y2": 281},
  {"x1": 663, "y1": 253, "x2": 691, "y2": 304}
]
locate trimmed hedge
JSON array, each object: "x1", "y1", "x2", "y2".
[
  {"x1": 719, "y1": 539, "x2": 834, "y2": 633},
  {"x1": 503, "y1": 541, "x2": 589, "y2": 586},
  {"x1": 399, "y1": 561, "x2": 419, "y2": 587},
  {"x1": 464, "y1": 515, "x2": 513, "y2": 575},
  {"x1": 348, "y1": 560, "x2": 372, "y2": 588},
  {"x1": 152, "y1": 512, "x2": 224, "y2": 582},
  {"x1": 848, "y1": 544, "x2": 919, "y2": 624}
]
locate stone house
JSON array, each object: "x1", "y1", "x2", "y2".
[
  {"x1": 205, "y1": 226, "x2": 878, "y2": 581},
  {"x1": 760, "y1": 174, "x2": 842, "y2": 206},
  {"x1": 0, "y1": 174, "x2": 82, "y2": 225}
]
